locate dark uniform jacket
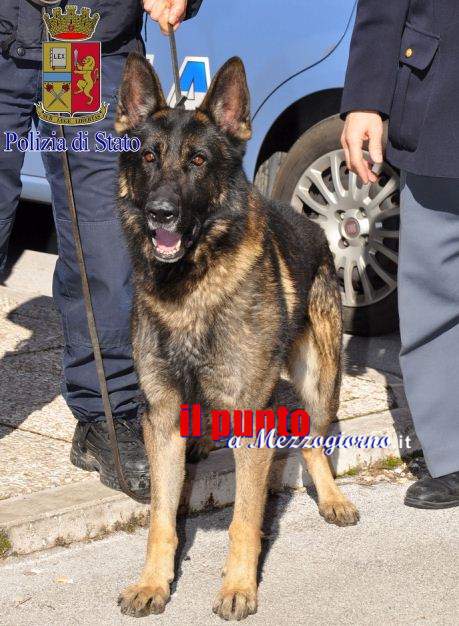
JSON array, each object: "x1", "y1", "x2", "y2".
[
  {"x1": 341, "y1": 0, "x2": 459, "y2": 178},
  {"x1": 0, "y1": 0, "x2": 203, "y2": 62}
]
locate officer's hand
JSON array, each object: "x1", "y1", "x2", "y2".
[
  {"x1": 341, "y1": 111, "x2": 384, "y2": 184},
  {"x1": 143, "y1": 0, "x2": 187, "y2": 35}
]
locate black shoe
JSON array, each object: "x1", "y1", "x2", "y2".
[
  {"x1": 70, "y1": 418, "x2": 150, "y2": 497},
  {"x1": 404, "y1": 470, "x2": 459, "y2": 509}
]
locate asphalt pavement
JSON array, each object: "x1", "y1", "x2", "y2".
[{"x1": 1, "y1": 481, "x2": 457, "y2": 626}]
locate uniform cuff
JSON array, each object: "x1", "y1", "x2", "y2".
[{"x1": 340, "y1": 95, "x2": 390, "y2": 121}]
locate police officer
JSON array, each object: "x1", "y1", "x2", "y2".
[
  {"x1": 0, "y1": 0, "x2": 202, "y2": 497},
  {"x1": 341, "y1": 0, "x2": 459, "y2": 509}
]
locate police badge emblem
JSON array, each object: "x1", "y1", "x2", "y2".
[{"x1": 36, "y1": 5, "x2": 109, "y2": 125}]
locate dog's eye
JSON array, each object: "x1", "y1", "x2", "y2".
[
  {"x1": 144, "y1": 151, "x2": 155, "y2": 163},
  {"x1": 191, "y1": 154, "x2": 206, "y2": 167}
]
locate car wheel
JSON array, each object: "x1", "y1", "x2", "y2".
[{"x1": 271, "y1": 114, "x2": 400, "y2": 336}]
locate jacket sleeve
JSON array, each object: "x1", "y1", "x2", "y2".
[
  {"x1": 185, "y1": 0, "x2": 203, "y2": 20},
  {"x1": 340, "y1": 0, "x2": 411, "y2": 118}
]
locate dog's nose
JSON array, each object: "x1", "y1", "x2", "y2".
[{"x1": 147, "y1": 201, "x2": 179, "y2": 225}]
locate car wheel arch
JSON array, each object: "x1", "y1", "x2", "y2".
[{"x1": 254, "y1": 88, "x2": 343, "y2": 196}]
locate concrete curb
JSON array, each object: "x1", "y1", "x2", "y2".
[{"x1": 0, "y1": 406, "x2": 419, "y2": 557}]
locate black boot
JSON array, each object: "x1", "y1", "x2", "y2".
[
  {"x1": 70, "y1": 418, "x2": 150, "y2": 498},
  {"x1": 404, "y1": 470, "x2": 459, "y2": 509}
]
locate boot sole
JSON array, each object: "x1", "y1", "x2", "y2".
[
  {"x1": 404, "y1": 497, "x2": 459, "y2": 509},
  {"x1": 70, "y1": 446, "x2": 121, "y2": 491},
  {"x1": 70, "y1": 446, "x2": 150, "y2": 498}
]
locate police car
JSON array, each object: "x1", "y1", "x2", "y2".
[{"x1": 21, "y1": 0, "x2": 400, "y2": 336}]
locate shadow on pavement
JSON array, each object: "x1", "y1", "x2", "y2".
[{"x1": 0, "y1": 294, "x2": 62, "y2": 440}]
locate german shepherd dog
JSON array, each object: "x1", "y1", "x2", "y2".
[{"x1": 115, "y1": 53, "x2": 359, "y2": 620}]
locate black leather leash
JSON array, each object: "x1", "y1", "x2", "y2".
[{"x1": 53, "y1": 24, "x2": 186, "y2": 504}]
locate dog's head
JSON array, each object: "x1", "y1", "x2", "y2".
[{"x1": 116, "y1": 53, "x2": 252, "y2": 264}]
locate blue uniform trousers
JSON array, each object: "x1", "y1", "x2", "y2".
[
  {"x1": 399, "y1": 173, "x2": 459, "y2": 477},
  {"x1": 0, "y1": 51, "x2": 140, "y2": 422}
]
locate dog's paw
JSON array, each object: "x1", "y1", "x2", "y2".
[
  {"x1": 118, "y1": 583, "x2": 169, "y2": 617},
  {"x1": 319, "y1": 497, "x2": 360, "y2": 526},
  {"x1": 212, "y1": 587, "x2": 257, "y2": 621}
]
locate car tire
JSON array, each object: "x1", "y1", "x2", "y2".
[{"x1": 271, "y1": 114, "x2": 400, "y2": 337}]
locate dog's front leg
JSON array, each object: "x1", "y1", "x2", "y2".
[
  {"x1": 118, "y1": 399, "x2": 184, "y2": 617},
  {"x1": 213, "y1": 445, "x2": 274, "y2": 621}
]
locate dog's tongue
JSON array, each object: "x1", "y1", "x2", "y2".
[{"x1": 154, "y1": 228, "x2": 181, "y2": 254}]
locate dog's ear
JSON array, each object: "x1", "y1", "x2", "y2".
[
  {"x1": 115, "y1": 52, "x2": 167, "y2": 133},
  {"x1": 199, "y1": 57, "x2": 251, "y2": 141}
]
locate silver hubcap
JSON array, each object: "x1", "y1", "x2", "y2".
[{"x1": 291, "y1": 149, "x2": 400, "y2": 308}]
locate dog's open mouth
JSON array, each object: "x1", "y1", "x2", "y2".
[
  {"x1": 151, "y1": 228, "x2": 184, "y2": 263},
  {"x1": 150, "y1": 223, "x2": 200, "y2": 263},
  {"x1": 152, "y1": 228, "x2": 182, "y2": 261}
]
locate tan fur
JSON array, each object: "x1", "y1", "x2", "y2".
[
  {"x1": 118, "y1": 172, "x2": 130, "y2": 199},
  {"x1": 152, "y1": 109, "x2": 169, "y2": 120},
  {"x1": 235, "y1": 123, "x2": 252, "y2": 142},
  {"x1": 213, "y1": 446, "x2": 274, "y2": 619},
  {"x1": 193, "y1": 109, "x2": 210, "y2": 124},
  {"x1": 287, "y1": 261, "x2": 358, "y2": 526},
  {"x1": 302, "y1": 448, "x2": 359, "y2": 526},
  {"x1": 121, "y1": 404, "x2": 185, "y2": 615},
  {"x1": 114, "y1": 112, "x2": 129, "y2": 134},
  {"x1": 288, "y1": 327, "x2": 321, "y2": 418},
  {"x1": 274, "y1": 242, "x2": 298, "y2": 319}
]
